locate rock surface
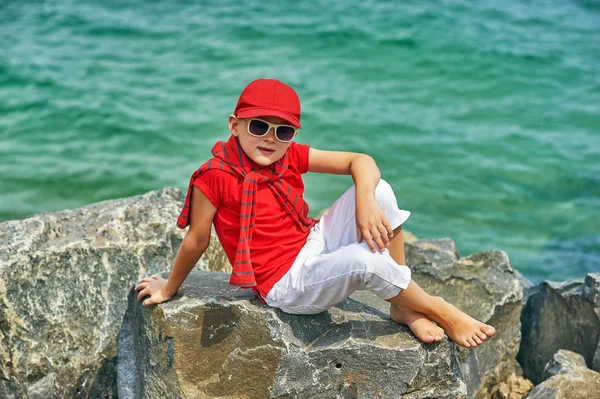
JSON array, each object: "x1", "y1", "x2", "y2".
[
  {"x1": 586, "y1": 273, "x2": 600, "y2": 373},
  {"x1": 404, "y1": 243, "x2": 523, "y2": 399},
  {"x1": 0, "y1": 187, "x2": 428, "y2": 398},
  {"x1": 0, "y1": 188, "x2": 224, "y2": 398},
  {"x1": 118, "y1": 205, "x2": 521, "y2": 398},
  {"x1": 526, "y1": 350, "x2": 600, "y2": 399},
  {"x1": 594, "y1": 341, "x2": 600, "y2": 373},
  {"x1": 117, "y1": 270, "x2": 467, "y2": 399},
  {"x1": 488, "y1": 373, "x2": 532, "y2": 399},
  {"x1": 582, "y1": 273, "x2": 600, "y2": 307},
  {"x1": 0, "y1": 186, "x2": 525, "y2": 398},
  {"x1": 541, "y1": 349, "x2": 587, "y2": 380},
  {"x1": 411, "y1": 238, "x2": 460, "y2": 260},
  {"x1": 516, "y1": 274, "x2": 600, "y2": 384},
  {"x1": 342, "y1": 241, "x2": 523, "y2": 399}
]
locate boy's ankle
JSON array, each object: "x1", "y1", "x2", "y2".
[{"x1": 426, "y1": 295, "x2": 447, "y2": 320}]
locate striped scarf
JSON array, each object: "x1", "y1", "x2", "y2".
[{"x1": 177, "y1": 135, "x2": 317, "y2": 288}]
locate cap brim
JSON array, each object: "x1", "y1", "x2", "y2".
[{"x1": 236, "y1": 108, "x2": 301, "y2": 128}]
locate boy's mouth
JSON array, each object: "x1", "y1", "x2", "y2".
[{"x1": 258, "y1": 146, "x2": 275, "y2": 155}]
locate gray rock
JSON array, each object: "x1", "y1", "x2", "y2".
[
  {"x1": 179, "y1": 233, "x2": 522, "y2": 399},
  {"x1": 526, "y1": 350, "x2": 600, "y2": 399},
  {"x1": 412, "y1": 238, "x2": 459, "y2": 260},
  {"x1": 583, "y1": 273, "x2": 600, "y2": 308},
  {"x1": 488, "y1": 373, "x2": 533, "y2": 398},
  {"x1": 594, "y1": 341, "x2": 600, "y2": 373},
  {"x1": 0, "y1": 186, "x2": 522, "y2": 398},
  {"x1": 514, "y1": 270, "x2": 534, "y2": 293},
  {"x1": 404, "y1": 243, "x2": 523, "y2": 399},
  {"x1": 0, "y1": 187, "x2": 223, "y2": 398},
  {"x1": 585, "y1": 274, "x2": 600, "y2": 373},
  {"x1": 117, "y1": 270, "x2": 467, "y2": 399},
  {"x1": 541, "y1": 349, "x2": 587, "y2": 381},
  {"x1": 516, "y1": 275, "x2": 600, "y2": 384}
]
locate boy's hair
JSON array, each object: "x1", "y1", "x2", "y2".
[{"x1": 234, "y1": 79, "x2": 302, "y2": 128}]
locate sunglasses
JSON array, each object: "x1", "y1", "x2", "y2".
[{"x1": 236, "y1": 116, "x2": 299, "y2": 143}]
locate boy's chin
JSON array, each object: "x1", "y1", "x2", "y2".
[
  {"x1": 252, "y1": 154, "x2": 280, "y2": 166},
  {"x1": 253, "y1": 158, "x2": 275, "y2": 166}
]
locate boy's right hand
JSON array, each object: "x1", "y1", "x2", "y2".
[{"x1": 135, "y1": 275, "x2": 175, "y2": 306}]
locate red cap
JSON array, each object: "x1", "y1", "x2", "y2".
[{"x1": 234, "y1": 79, "x2": 302, "y2": 128}]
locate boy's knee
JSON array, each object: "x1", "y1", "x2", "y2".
[
  {"x1": 351, "y1": 242, "x2": 394, "y2": 274},
  {"x1": 347, "y1": 243, "x2": 375, "y2": 268},
  {"x1": 342, "y1": 243, "x2": 385, "y2": 278}
]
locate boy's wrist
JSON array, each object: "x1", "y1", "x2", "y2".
[
  {"x1": 165, "y1": 280, "x2": 179, "y2": 296},
  {"x1": 355, "y1": 187, "x2": 376, "y2": 201}
]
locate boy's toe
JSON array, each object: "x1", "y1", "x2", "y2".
[
  {"x1": 476, "y1": 331, "x2": 487, "y2": 341},
  {"x1": 430, "y1": 330, "x2": 442, "y2": 341},
  {"x1": 422, "y1": 335, "x2": 435, "y2": 343}
]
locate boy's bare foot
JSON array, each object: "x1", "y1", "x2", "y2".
[
  {"x1": 430, "y1": 298, "x2": 496, "y2": 348},
  {"x1": 390, "y1": 304, "x2": 446, "y2": 344}
]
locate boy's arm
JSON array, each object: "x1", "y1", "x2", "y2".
[
  {"x1": 308, "y1": 148, "x2": 393, "y2": 252},
  {"x1": 165, "y1": 185, "x2": 217, "y2": 295}
]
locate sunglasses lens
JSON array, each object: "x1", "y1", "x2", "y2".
[
  {"x1": 276, "y1": 126, "x2": 296, "y2": 142},
  {"x1": 248, "y1": 120, "x2": 269, "y2": 136}
]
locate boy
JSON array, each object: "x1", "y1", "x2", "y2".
[{"x1": 135, "y1": 78, "x2": 495, "y2": 348}]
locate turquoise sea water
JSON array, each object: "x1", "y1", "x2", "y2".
[{"x1": 1, "y1": 0, "x2": 599, "y2": 283}]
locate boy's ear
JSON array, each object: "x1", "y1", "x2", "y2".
[{"x1": 228, "y1": 114, "x2": 240, "y2": 137}]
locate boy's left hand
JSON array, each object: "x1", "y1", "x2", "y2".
[{"x1": 355, "y1": 196, "x2": 393, "y2": 253}]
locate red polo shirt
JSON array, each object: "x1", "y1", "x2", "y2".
[{"x1": 191, "y1": 142, "x2": 315, "y2": 300}]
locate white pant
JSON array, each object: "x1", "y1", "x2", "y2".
[{"x1": 264, "y1": 179, "x2": 412, "y2": 315}]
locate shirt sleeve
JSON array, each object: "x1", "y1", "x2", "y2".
[
  {"x1": 288, "y1": 142, "x2": 311, "y2": 174},
  {"x1": 192, "y1": 169, "x2": 229, "y2": 209}
]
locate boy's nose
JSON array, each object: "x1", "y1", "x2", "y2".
[{"x1": 264, "y1": 128, "x2": 276, "y2": 142}]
